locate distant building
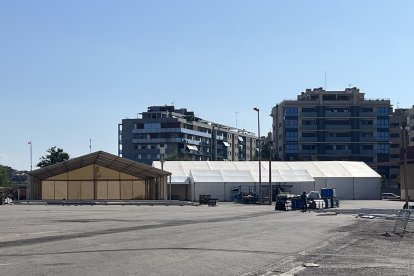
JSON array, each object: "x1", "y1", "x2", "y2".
[
  {"x1": 409, "y1": 107, "x2": 414, "y2": 147},
  {"x1": 400, "y1": 145, "x2": 414, "y2": 200},
  {"x1": 119, "y1": 105, "x2": 258, "y2": 165},
  {"x1": 389, "y1": 108, "x2": 410, "y2": 186},
  {"x1": 271, "y1": 87, "x2": 391, "y2": 177}
]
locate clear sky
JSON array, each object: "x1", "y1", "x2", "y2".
[{"x1": 1, "y1": 0, "x2": 414, "y2": 171}]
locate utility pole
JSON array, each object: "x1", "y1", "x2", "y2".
[
  {"x1": 269, "y1": 141, "x2": 273, "y2": 205},
  {"x1": 253, "y1": 107, "x2": 262, "y2": 204},
  {"x1": 160, "y1": 144, "x2": 168, "y2": 200},
  {"x1": 401, "y1": 122, "x2": 409, "y2": 203},
  {"x1": 28, "y1": 141, "x2": 32, "y2": 171}
]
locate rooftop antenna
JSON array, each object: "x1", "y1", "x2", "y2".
[
  {"x1": 235, "y1": 112, "x2": 239, "y2": 128},
  {"x1": 397, "y1": 102, "x2": 400, "y2": 108},
  {"x1": 89, "y1": 139, "x2": 92, "y2": 153}
]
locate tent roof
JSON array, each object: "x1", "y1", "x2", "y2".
[
  {"x1": 29, "y1": 151, "x2": 171, "y2": 180},
  {"x1": 153, "y1": 160, "x2": 380, "y2": 184}
]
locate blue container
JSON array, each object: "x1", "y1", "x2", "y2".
[
  {"x1": 321, "y1": 188, "x2": 334, "y2": 198},
  {"x1": 291, "y1": 198, "x2": 301, "y2": 210}
]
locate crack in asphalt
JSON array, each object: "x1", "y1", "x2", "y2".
[{"x1": 0, "y1": 211, "x2": 273, "y2": 249}]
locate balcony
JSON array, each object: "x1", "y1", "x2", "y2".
[
  {"x1": 360, "y1": 112, "x2": 375, "y2": 117},
  {"x1": 300, "y1": 137, "x2": 317, "y2": 142},
  {"x1": 325, "y1": 125, "x2": 351, "y2": 130},
  {"x1": 325, "y1": 111, "x2": 352, "y2": 117},
  {"x1": 359, "y1": 137, "x2": 376, "y2": 142},
  {"x1": 325, "y1": 150, "x2": 352, "y2": 155},
  {"x1": 360, "y1": 124, "x2": 374, "y2": 130},
  {"x1": 325, "y1": 137, "x2": 351, "y2": 142},
  {"x1": 359, "y1": 150, "x2": 374, "y2": 155},
  {"x1": 301, "y1": 125, "x2": 317, "y2": 130},
  {"x1": 300, "y1": 150, "x2": 317, "y2": 156},
  {"x1": 301, "y1": 112, "x2": 317, "y2": 117}
]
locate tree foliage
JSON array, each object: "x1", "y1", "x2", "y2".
[
  {"x1": 0, "y1": 165, "x2": 13, "y2": 187},
  {"x1": 37, "y1": 146, "x2": 70, "y2": 168}
]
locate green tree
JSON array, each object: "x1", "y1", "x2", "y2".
[
  {"x1": 37, "y1": 146, "x2": 70, "y2": 168},
  {"x1": 0, "y1": 165, "x2": 12, "y2": 187}
]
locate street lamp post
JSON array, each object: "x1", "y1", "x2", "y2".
[
  {"x1": 253, "y1": 107, "x2": 262, "y2": 204},
  {"x1": 269, "y1": 141, "x2": 273, "y2": 205},
  {"x1": 28, "y1": 141, "x2": 32, "y2": 171},
  {"x1": 160, "y1": 144, "x2": 169, "y2": 200},
  {"x1": 28, "y1": 141, "x2": 32, "y2": 200}
]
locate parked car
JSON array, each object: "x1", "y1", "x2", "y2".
[{"x1": 381, "y1": 193, "x2": 401, "y2": 200}]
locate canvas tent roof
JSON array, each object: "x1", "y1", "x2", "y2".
[
  {"x1": 29, "y1": 151, "x2": 171, "y2": 180},
  {"x1": 153, "y1": 161, "x2": 380, "y2": 184}
]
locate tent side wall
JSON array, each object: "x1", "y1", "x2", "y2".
[
  {"x1": 353, "y1": 178, "x2": 381, "y2": 200},
  {"x1": 32, "y1": 164, "x2": 167, "y2": 200},
  {"x1": 325, "y1": 178, "x2": 354, "y2": 200}
]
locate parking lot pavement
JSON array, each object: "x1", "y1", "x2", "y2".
[{"x1": 0, "y1": 200, "x2": 412, "y2": 276}]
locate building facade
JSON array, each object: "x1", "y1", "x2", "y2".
[
  {"x1": 271, "y1": 87, "x2": 391, "y2": 177},
  {"x1": 119, "y1": 105, "x2": 258, "y2": 165},
  {"x1": 409, "y1": 107, "x2": 414, "y2": 147},
  {"x1": 389, "y1": 108, "x2": 409, "y2": 186}
]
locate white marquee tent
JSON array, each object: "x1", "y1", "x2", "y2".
[{"x1": 153, "y1": 161, "x2": 381, "y2": 201}]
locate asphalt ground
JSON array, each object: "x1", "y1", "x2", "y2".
[{"x1": 0, "y1": 200, "x2": 412, "y2": 276}]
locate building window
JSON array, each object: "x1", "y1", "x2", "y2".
[
  {"x1": 134, "y1": 145, "x2": 138, "y2": 149},
  {"x1": 376, "y1": 132, "x2": 389, "y2": 141},
  {"x1": 376, "y1": 119, "x2": 389, "y2": 128},
  {"x1": 285, "y1": 131, "x2": 298, "y2": 141},
  {"x1": 390, "y1": 143, "x2": 399, "y2": 148},
  {"x1": 137, "y1": 155, "x2": 142, "y2": 159},
  {"x1": 362, "y1": 145, "x2": 373, "y2": 150},
  {"x1": 284, "y1": 107, "x2": 298, "y2": 117},
  {"x1": 302, "y1": 144, "x2": 315, "y2": 150},
  {"x1": 285, "y1": 119, "x2": 298, "y2": 128},
  {"x1": 377, "y1": 107, "x2": 389, "y2": 116},
  {"x1": 390, "y1": 133, "x2": 399, "y2": 138},
  {"x1": 285, "y1": 143, "x2": 298, "y2": 153},
  {"x1": 376, "y1": 143, "x2": 389, "y2": 153}
]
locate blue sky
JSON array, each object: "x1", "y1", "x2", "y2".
[{"x1": 1, "y1": 0, "x2": 414, "y2": 170}]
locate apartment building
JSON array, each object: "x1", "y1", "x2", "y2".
[
  {"x1": 389, "y1": 108, "x2": 409, "y2": 186},
  {"x1": 409, "y1": 107, "x2": 414, "y2": 147},
  {"x1": 271, "y1": 87, "x2": 391, "y2": 177},
  {"x1": 119, "y1": 105, "x2": 257, "y2": 165}
]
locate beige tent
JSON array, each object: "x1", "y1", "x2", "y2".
[{"x1": 28, "y1": 151, "x2": 170, "y2": 201}]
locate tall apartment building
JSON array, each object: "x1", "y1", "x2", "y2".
[
  {"x1": 119, "y1": 105, "x2": 258, "y2": 165},
  {"x1": 389, "y1": 108, "x2": 409, "y2": 186},
  {"x1": 271, "y1": 87, "x2": 391, "y2": 177},
  {"x1": 409, "y1": 107, "x2": 414, "y2": 146}
]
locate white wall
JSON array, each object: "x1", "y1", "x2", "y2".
[
  {"x1": 191, "y1": 177, "x2": 381, "y2": 201},
  {"x1": 353, "y1": 178, "x2": 381, "y2": 200}
]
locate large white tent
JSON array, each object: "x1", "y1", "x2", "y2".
[{"x1": 153, "y1": 161, "x2": 381, "y2": 201}]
